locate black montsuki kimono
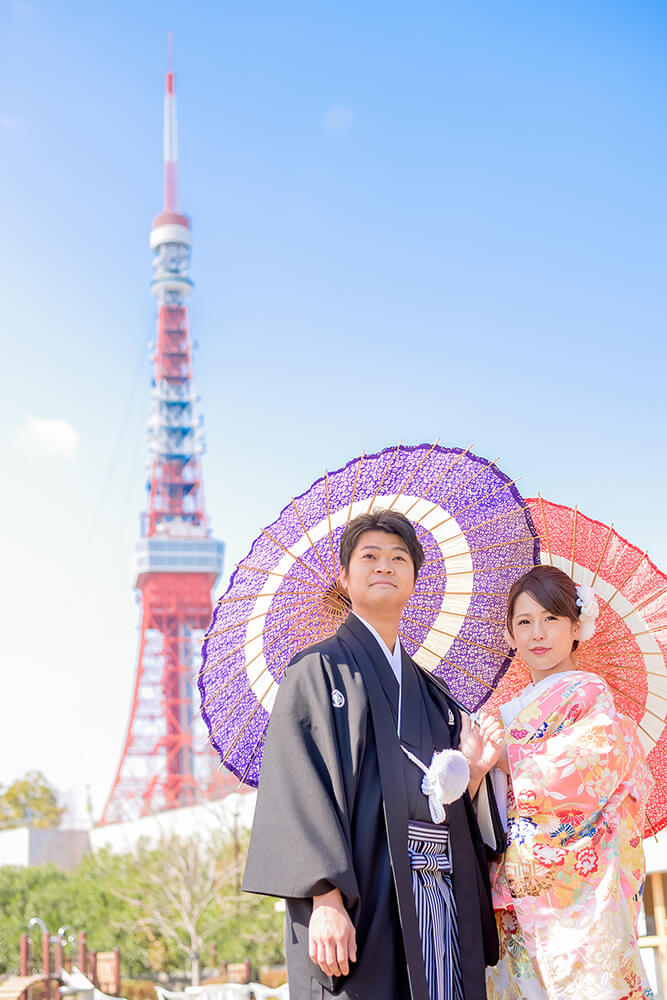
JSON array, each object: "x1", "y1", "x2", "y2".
[{"x1": 243, "y1": 614, "x2": 499, "y2": 1000}]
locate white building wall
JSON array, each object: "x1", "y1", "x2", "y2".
[
  {"x1": 0, "y1": 827, "x2": 90, "y2": 870},
  {"x1": 0, "y1": 793, "x2": 256, "y2": 867},
  {"x1": 0, "y1": 826, "x2": 31, "y2": 866},
  {"x1": 29, "y1": 829, "x2": 90, "y2": 868},
  {"x1": 89, "y1": 792, "x2": 256, "y2": 854}
]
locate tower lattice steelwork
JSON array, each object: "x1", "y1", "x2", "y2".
[{"x1": 100, "y1": 52, "x2": 231, "y2": 825}]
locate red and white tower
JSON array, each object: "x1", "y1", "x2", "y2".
[{"x1": 100, "y1": 49, "x2": 230, "y2": 824}]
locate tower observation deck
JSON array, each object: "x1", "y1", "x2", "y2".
[{"x1": 100, "y1": 50, "x2": 230, "y2": 824}]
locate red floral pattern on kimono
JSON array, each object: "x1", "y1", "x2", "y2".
[{"x1": 487, "y1": 672, "x2": 654, "y2": 1000}]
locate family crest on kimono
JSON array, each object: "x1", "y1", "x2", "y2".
[
  {"x1": 243, "y1": 508, "x2": 504, "y2": 1000},
  {"x1": 486, "y1": 564, "x2": 655, "y2": 1000}
]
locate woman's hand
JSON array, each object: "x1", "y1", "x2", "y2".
[
  {"x1": 309, "y1": 888, "x2": 357, "y2": 978},
  {"x1": 459, "y1": 712, "x2": 506, "y2": 796},
  {"x1": 494, "y1": 740, "x2": 510, "y2": 775}
]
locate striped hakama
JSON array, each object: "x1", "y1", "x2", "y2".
[{"x1": 407, "y1": 820, "x2": 464, "y2": 1000}]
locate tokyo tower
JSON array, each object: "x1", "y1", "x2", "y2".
[{"x1": 100, "y1": 48, "x2": 231, "y2": 824}]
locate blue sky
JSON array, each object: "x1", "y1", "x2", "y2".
[{"x1": 1, "y1": 0, "x2": 665, "y2": 821}]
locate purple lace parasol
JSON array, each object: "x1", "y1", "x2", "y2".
[{"x1": 199, "y1": 443, "x2": 539, "y2": 786}]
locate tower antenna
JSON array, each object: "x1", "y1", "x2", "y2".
[{"x1": 164, "y1": 30, "x2": 178, "y2": 212}]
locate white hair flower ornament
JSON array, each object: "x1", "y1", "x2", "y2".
[{"x1": 576, "y1": 584, "x2": 600, "y2": 642}]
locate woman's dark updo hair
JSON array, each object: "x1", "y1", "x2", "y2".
[{"x1": 506, "y1": 565, "x2": 581, "y2": 651}]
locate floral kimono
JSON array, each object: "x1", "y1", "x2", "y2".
[{"x1": 486, "y1": 670, "x2": 654, "y2": 1000}]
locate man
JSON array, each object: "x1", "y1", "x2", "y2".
[{"x1": 243, "y1": 509, "x2": 502, "y2": 1000}]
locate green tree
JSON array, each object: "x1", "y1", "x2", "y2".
[
  {"x1": 0, "y1": 860, "x2": 153, "y2": 978},
  {"x1": 0, "y1": 772, "x2": 64, "y2": 830},
  {"x1": 211, "y1": 890, "x2": 284, "y2": 972},
  {"x1": 0, "y1": 831, "x2": 284, "y2": 982},
  {"x1": 96, "y1": 833, "x2": 251, "y2": 986},
  {"x1": 0, "y1": 863, "x2": 69, "y2": 974}
]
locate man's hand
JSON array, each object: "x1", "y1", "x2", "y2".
[
  {"x1": 309, "y1": 888, "x2": 357, "y2": 978},
  {"x1": 459, "y1": 712, "x2": 505, "y2": 797}
]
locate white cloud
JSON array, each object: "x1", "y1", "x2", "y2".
[
  {"x1": 323, "y1": 104, "x2": 354, "y2": 134},
  {"x1": 16, "y1": 416, "x2": 80, "y2": 459},
  {"x1": 0, "y1": 113, "x2": 26, "y2": 132}
]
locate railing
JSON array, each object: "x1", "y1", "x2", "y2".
[{"x1": 20, "y1": 922, "x2": 121, "y2": 1000}]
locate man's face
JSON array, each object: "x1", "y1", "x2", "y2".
[{"x1": 339, "y1": 529, "x2": 416, "y2": 619}]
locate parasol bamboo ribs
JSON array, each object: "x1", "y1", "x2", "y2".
[
  {"x1": 400, "y1": 632, "x2": 494, "y2": 695},
  {"x1": 386, "y1": 439, "x2": 440, "y2": 512},
  {"x1": 430, "y1": 534, "x2": 537, "y2": 563},
  {"x1": 216, "y1": 589, "x2": 324, "y2": 606},
  {"x1": 448, "y1": 477, "x2": 521, "y2": 523},
  {"x1": 214, "y1": 641, "x2": 296, "y2": 755},
  {"x1": 594, "y1": 551, "x2": 648, "y2": 623},
  {"x1": 198, "y1": 598, "x2": 325, "y2": 681},
  {"x1": 324, "y1": 470, "x2": 338, "y2": 576},
  {"x1": 261, "y1": 526, "x2": 332, "y2": 587},
  {"x1": 604, "y1": 681, "x2": 667, "y2": 729},
  {"x1": 290, "y1": 497, "x2": 338, "y2": 582},
  {"x1": 415, "y1": 456, "x2": 498, "y2": 525},
  {"x1": 403, "y1": 447, "x2": 472, "y2": 516},
  {"x1": 570, "y1": 506, "x2": 578, "y2": 578},
  {"x1": 402, "y1": 600, "x2": 505, "y2": 625},
  {"x1": 536, "y1": 494, "x2": 553, "y2": 567},
  {"x1": 433, "y1": 505, "x2": 529, "y2": 546},
  {"x1": 199, "y1": 603, "x2": 319, "y2": 714},
  {"x1": 592, "y1": 584, "x2": 667, "y2": 640},
  {"x1": 364, "y1": 441, "x2": 402, "y2": 512},
  {"x1": 594, "y1": 625, "x2": 667, "y2": 648},
  {"x1": 401, "y1": 612, "x2": 510, "y2": 660},
  {"x1": 345, "y1": 452, "x2": 365, "y2": 527},
  {"x1": 204, "y1": 608, "x2": 270, "y2": 643},
  {"x1": 591, "y1": 521, "x2": 614, "y2": 586},
  {"x1": 234, "y1": 563, "x2": 325, "y2": 592}
]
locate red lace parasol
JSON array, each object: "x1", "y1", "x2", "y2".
[{"x1": 486, "y1": 496, "x2": 667, "y2": 836}]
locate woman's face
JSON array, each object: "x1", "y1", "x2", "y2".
[{"x1": 506, "y1": 590, "x2": 581, "y2": 683}]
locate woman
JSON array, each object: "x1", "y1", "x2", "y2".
[{"x1": 486, "y1": 564, "x2": 654, "y2": 1000}]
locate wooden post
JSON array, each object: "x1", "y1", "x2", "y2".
[
  {"x1": 78, "y1": 933, "x2": 87, "y2": 975},
  {"x1": 113, "y1": 948, "x2": 121, "y2": 996},
  {"x1": 42, "y1": 932, "x2": 51, "y2": 1000},
  {"x1": 651, "y1": 872, "x2": 667, "y2": 992},
  {"x1": 89, "y1": 950, "x2": 98, "y2": 988},
  {"x1": 20, "y1": 934, "x2": 29, "y2": 976},
  {"x1": 54, "y1": 938, "x2": 64, "y2": 976},
  {"x1": 225, "y1": 961, "x2": 250, "y2": 985}
]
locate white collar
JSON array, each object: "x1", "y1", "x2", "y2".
[
  {"x1": 352, "y1": 613, "x2": 402, "y2": 687},
  {"x1": 500, "y1": 669, "x2": 578, "y2": 726}
]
